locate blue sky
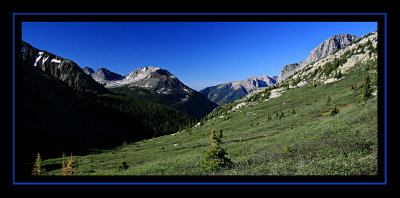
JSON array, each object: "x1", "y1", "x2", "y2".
[{"x1": 22, "y1": 22, "x2": 377, "y2": 90}]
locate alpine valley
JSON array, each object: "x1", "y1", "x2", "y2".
[
  {"x1": 17, "y1": 31, "x2": 379, "y2": 177},
  {"x1": 82, "y1": 66, "x2": 218, "y2": 119}
]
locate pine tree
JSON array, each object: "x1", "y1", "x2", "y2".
[
  {"x1": 117, "y1": 158, "x2": 129, "y2": 171},
  {"x1": 279, "y1": 111, "x2": 284, "y2": 119},
  {"x1": 329, "y1": 104, "x2": 339, "y2": 116},
  {"x1": 32, "y1": 152, "x2": 45, "y2": 176},
  {"x1": 326, "y1": 96, "x2": 331, "y2": 105},
  {"x1": 218, "y1": 129, "x2": 223, "y2": 140},
  {"x1": 62, "y1": 153, "x2": 79, "y2": 176},
  {"x1": 360, "y1": 74, "x2": 373, "y2": 104},
  {"x1": 200, "y1": 129, "x2": 231, "y2": 173}
]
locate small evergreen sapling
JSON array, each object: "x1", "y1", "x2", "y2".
[
  {"x1": 62, "y1": 153, "x2": 79, "y2": 176},
  {"x1": 326, "y1": 96, "x2": 331, "y2": 105},
  {"x1": 117, "y1": 158, "x2": 130, "y2": 171},
  {"x1": 32, "y1": 152, "x2": 45, "y2": 176},
  {"x1": 284, "y1": 145, "x2": 292, "y2": 155},
  {"x1": 329, "y1": 105, "x2": 339, "y2": 116},
  {"x1": 279, "y1": 111, "x2": 284, "y2": 119},
  {"x1": 200, "y1": 129, "x2": 232, "y2": 173},
  {"x1": 360, "y1": 74, "x2": 373, "y2": 104}
]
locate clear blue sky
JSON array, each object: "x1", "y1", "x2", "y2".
[{"x1": 22, "y1": 22, "x2": 377, "y2": 90}]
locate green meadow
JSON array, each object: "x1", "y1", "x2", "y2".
[{"x1": 41, "y1": 59, "x2": 378, "y2": 176}]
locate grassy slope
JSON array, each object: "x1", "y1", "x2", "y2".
[{"x1": 42, "y1": 60, "x2": 378, "y2": 176}]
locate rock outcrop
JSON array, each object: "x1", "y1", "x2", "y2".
[{"x1": 278, "y1": 33, "x2": 358, "y2": 83}]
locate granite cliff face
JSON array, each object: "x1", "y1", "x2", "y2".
[
  {"x1": 199, "y1": 75, "x2": 278, "y2": 105},
  {"x1": 278, "y1": 33, "x2": 358, "y2": 83},
  {"x1": 21, "y1": 41, "x2": 110, "y2": 94},
  {"x1": 301, "y1": 33, "x2": 358, "y2": 66}
]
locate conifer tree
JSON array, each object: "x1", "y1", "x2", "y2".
[
  {"x1": 200, "y1": 129, "x2": 231, "y2": 173},
  {"x1": 329, "y1": 104, "x2": 339, "y2": 116},
  {"x1": 279, "y1": 111, "x2": 284, "y2": 119},
  {"x1": 326, "y1": 96, "x2": 331, "y2": 105},
  {"x1": 117, "y1": 158, "x2": 129, "y2": 171},
  {"x1": 360, "y1": 74, "x2": 373, "y2": 104},
  {"x1": 62, "y1": 153, "x2": 79, "y2": 176},
  {"x1": 32, "y1": 152, "x2": 45, "y2": 176}
]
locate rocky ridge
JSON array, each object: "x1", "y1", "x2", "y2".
[
  {"x1": 278, "y1": 33, "x2": 359, "y2": 83},
  {"x1": 229, "y1": 31, "x2": 378, "y2": 113},
  {"x1": 199, "y1": 75, "x2": 278, "y2": 105},
  {"x1": 84, "y1": 66, "x2": 194, "y2": 95},
  {"x1": 21, "y1": 41, "x2": 110, "y2": 94}
]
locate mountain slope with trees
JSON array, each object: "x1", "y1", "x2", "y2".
[
  {"x1": 38, "y1": 31, "x2": 379, "y2": 177},
  {"x1": 17, "y1": 42, "x2": 194, "y2": 176}
]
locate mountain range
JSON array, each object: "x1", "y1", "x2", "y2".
[
  {"x1": 16, "y1": 30, "x2": 378, "y2": 177},
  {"x1": 199, "y1": 33, "x2": 359, "y2": 105},
  {"x1": 199, "y1": 75, "x2": 278, "y2": 105},
  {"x1": 18, "y1": 41, "x2": 196, "y2": 171},
  {"x1": 82, "y1": 66, "x2": 217, "y2": 119}
]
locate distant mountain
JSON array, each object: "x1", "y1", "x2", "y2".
[
  {"x1": 91, "y1": 68, "x2": 125, "y2": 85},
  {"x1": 85, "y1": 66, "x2": 218, "y2": 119},
  {"x1": 278, "y1": 33, "x2": 358, "y2": 83},
  {"x1": 199, "y1": 75, "x2": 278, "y2": 105},
  {"x1": 21, "y1": 41, "x2": 110, "y2": 94},
  {"x1": 82, "y1": 66, "x2": 95, "y2": 75},
  {"x1": 199, "y1": 34, "x2": 358, "y2": 105}
]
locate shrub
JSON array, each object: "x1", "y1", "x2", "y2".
[
  {"x1": 334, "y1": 70, "x2": 343, "y2": 79},
  {"x1": 32, "y1": 152, "x2": 45, "y2": 176},
  {"x1": 117, "y1": 158, "x2": 130, "y2": 171},
  {"x1": 329, "y1": 105, "x2": 339, "y2": 116},
  {"x1": 284, "y1": 145, "x2": 292, "y2": 154}
]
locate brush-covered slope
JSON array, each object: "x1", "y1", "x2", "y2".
[{"x1": 42, "y1": 32, "x2": 378, "y2": 176}]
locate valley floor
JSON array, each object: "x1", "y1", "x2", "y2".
[{"x1": 41, "y1": 60, "x2": 378, "y2": 176}]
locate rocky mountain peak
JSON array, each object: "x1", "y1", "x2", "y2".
[
  {"x1": 82, "y1": 66, "x2": 95, "y2": 75},
  {"x1": 21, "y1": 41, "x2": 110, "y2": 94},
  {"x1": 91, "y1": 67, "x2": 125, "y2": 85},
  {"x1": 300, "y1": 33, "x2": 358, "y2": 67},
  {"x1": 278, "y1": 33, "x2": 358, "y2": 83}
]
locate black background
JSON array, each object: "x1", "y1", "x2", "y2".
[{"x1": 4, "y1": 6, "x2": 395, "y2": 194}]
